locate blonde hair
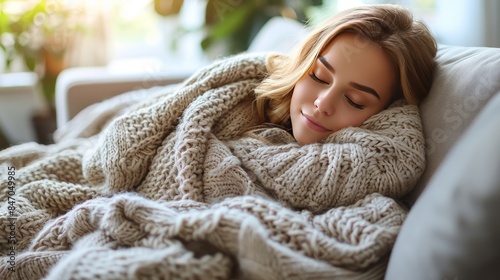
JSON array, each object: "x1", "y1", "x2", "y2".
[{"x1": 254, "y1": 4, "x2": 437, "y2": 125}]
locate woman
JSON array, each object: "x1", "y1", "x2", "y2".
[
  {"x1": 214, "y1": 4, "x2": 437, "y2": 210},
  {"x1": 255, "y1": 4, "x2": 436, "y2": 144},
  {"x1": 0, "y1": 4, "x2": 437, "y2": 279}
]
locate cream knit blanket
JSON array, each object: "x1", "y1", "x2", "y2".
[{"x1": 0, "y1": 53, "x2": 425, "y2": 279}]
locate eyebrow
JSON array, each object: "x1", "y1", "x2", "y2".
[
  {"x1": 318, "y1": 56, "x2": 334, "y2": 72},
  {"x1": 349, "y1": 82, "x2": 381, "y2": 100},
  {"x1": 318, "y1": 56, "x2": 381, "y2": 100}
]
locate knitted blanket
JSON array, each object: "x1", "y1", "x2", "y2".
[{"x1": 0, "y1": 53, "x2": 425, "y2": 279}]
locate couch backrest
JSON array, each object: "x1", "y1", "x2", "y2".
[
  {"x1": 386, "y1": 53, "x2": 500, "y2": 279},
  {"x1": 405, "y1": 45, "x2": 500, "y2": 205}
]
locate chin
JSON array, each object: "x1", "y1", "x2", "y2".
[
  {"x1": 294, "y1": 135, "x2": 318, "y2": 145},
  {"x1": 292, "y1": 133, "x2": 306, "y2": 145}
]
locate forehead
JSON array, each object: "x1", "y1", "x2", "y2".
[
  {"x1": 321, "y1": 32, "x2": 384, "y2": 61},
  {"x1": 318, "y1": 33, "x2": 396, "y2": 102}
]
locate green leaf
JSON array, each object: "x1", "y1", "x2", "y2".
[
  {"x1": 202, "y1": 1, "x2": 256, "y2": 50},
  {"x1": 0, "y1": 7, "x2": 10, "y2": 34},
  {"x1": 24, "y1": 55, "x2": 37, "y2": 72}
]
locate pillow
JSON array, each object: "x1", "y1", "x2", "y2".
[
  {"x1": 405, "y1": 45, "x2": 500, "y2": 205},
  {"x1": 385, "y1": 93, "x2": 500, "y2": 280}
]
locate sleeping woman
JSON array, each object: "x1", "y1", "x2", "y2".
[{"x1": 0, "y1": 4, "x2": 437, "y2": 280}]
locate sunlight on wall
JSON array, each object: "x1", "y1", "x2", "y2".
[{"x1": 61, "y1": 0, "x2": 164, "y2": 61}]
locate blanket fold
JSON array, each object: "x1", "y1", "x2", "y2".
[{"x1": 0, "y1": 52, "x2": 425, "y2": 279}]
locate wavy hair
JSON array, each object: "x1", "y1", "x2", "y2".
[{"x1": 253, "y1": 4, "x2": 437, "y2": 125}]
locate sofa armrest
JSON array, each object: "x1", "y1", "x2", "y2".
[{"x1": 55, "y1": 66, "x2": 194, "y2": 128}]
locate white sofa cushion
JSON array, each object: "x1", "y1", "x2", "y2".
[
  {"x1": 386, "y1": 92, "x2": 500, "y2": 279},
  {"x1": 407, "y1": 45, "x2": 500, "y2": 204}
]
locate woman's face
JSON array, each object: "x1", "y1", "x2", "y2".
[{"x1": 290, "y1": 33, "x2": 396, "y2": 145}]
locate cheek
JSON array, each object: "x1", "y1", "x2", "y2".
[
  {"x1": 290, "y1": 81, "x2": 306, "y2": 109},
  {"x1": 347, "y1": 109, "x2": 381, "y2": 127},
  {"x1": 334, "y1": 110, "x2": 371, "y2": 129},
  {"x1": 350, "y1": 117, "x2": 368, "y2": 127}
]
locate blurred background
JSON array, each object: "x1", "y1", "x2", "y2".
[{"x1": 0, "y1": 0, "x2": 499, "y2": 148}]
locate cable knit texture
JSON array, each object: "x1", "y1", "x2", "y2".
[{"x1": 0, "y1": 52, "x2": 425, "y2": 279}]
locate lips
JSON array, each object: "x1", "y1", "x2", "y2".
[{"x1": 301, "y1": 112, "x2": 332, "y2": 133}]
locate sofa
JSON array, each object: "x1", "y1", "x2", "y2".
[{"x1": 55, "y1": 17, "x2": 500, "y2": 279}]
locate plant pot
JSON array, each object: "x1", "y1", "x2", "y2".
[
  {"x1": 0, "y1": 127, "x2": 9, "y2": 150},
  {"x1": 155, "y1": 0, "x2": 183, "y2": 16},
  {"x1": 31, "y1": 106, "x2": 56, "y2": 145},
  {"x1": 41, "y1": 50, "x2": 66, "y2": 104}
]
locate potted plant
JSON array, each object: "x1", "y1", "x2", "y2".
[
  {"x1": 0, "y1": 0, "x2": 83, "y2": 144},
  {"x1": 0, "y1": 0, "x2": 82, "y2": 103}
]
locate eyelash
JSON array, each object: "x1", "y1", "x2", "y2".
[
  {"x1": 308, "y1": 72, "x2": 328, "y2": 85},
  {"x1": 308, "y1": 72, "x2": 365, "y2": 110},
  {"x1": 345, "y1": 96, "x2": 365, "y2": 109}
]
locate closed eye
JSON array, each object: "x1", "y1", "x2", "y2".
[
  {"x1": 308, "y1": 72, "x2": 329, "y2": 85},
  {"x1": 345, "y1": 96, "x2": 365, "y2": 109}
]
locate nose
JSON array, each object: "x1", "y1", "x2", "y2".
[{"x1": 314, "y1": 89, "x2": 338, "y2": 116}]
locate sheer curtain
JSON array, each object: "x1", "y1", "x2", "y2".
[{"x1": 63, "y1": 1, "x2": 111, "y2": 67}]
